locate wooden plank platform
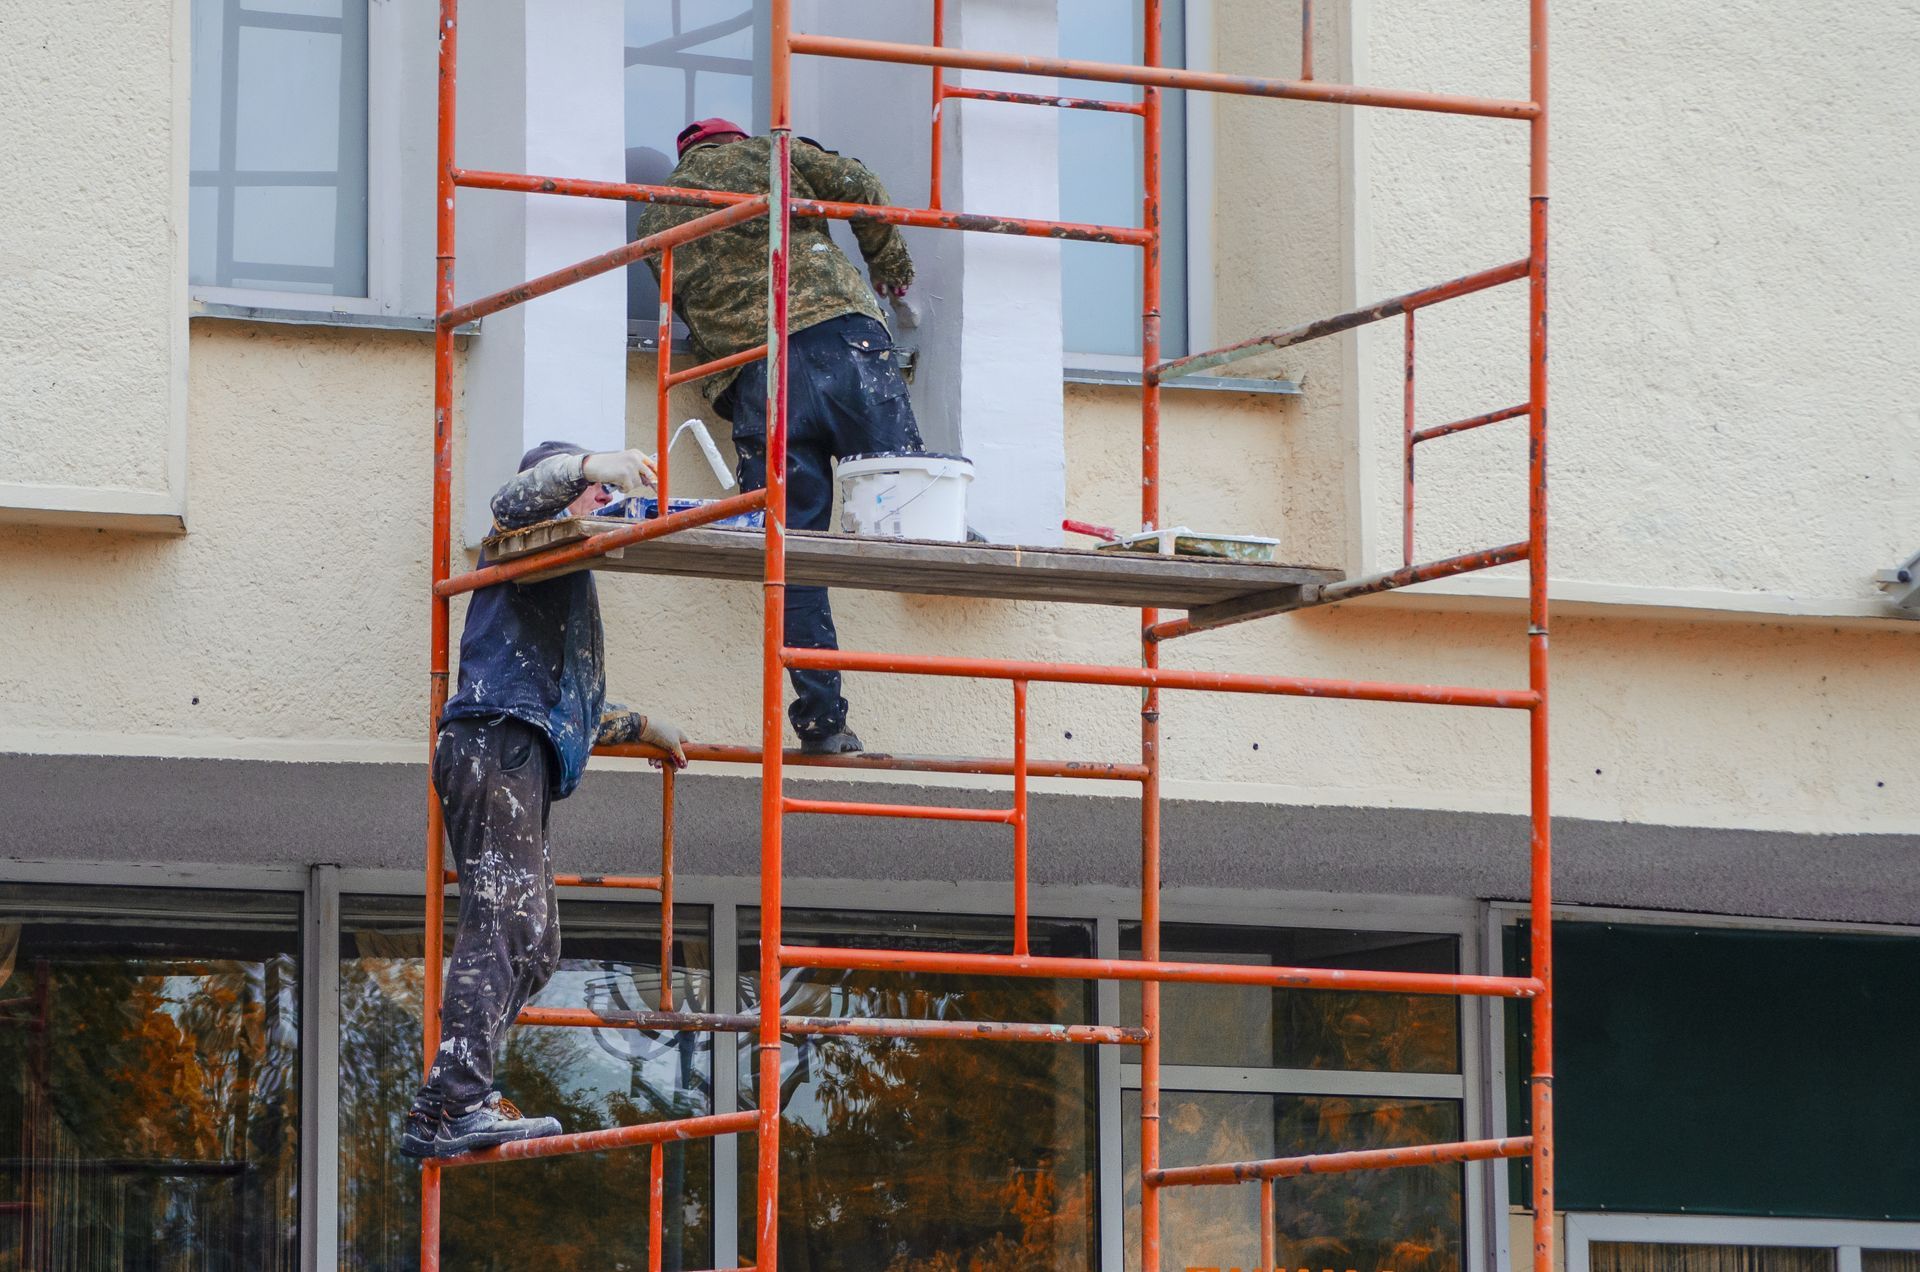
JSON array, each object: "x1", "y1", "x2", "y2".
[{"x1": 485, "y1": 518, "x2": 1342, "y2": 611}]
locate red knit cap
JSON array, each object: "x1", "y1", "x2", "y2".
[{"x1": 676, "y1": 117, "x2": 748, "y2": 156}]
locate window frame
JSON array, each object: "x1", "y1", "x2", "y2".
[
  {"x1": 1564, "y1": 1212, "x2": 1920, "y2": 1272},
  {"x1": 188, "y1": 0, "x2": 410, "y2": 322}
]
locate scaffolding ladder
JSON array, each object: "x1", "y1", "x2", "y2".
[{"x1": 419, "y1": 0, "x2": 1555, "y2": 1267}]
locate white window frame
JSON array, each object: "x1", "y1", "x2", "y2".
[
  {"x1": 1565, "y1": 1211, "x2": 1920, "y2": 1272},
  {"x1": 1061, "y1": 0, "x2": 1216, "y2": 377},
  {"x1": 1482, "y1": 902, "x2": 1920, "y2": 1272},
  {"x1": 189, "y1": 0, "x2": 415, "y2": 323}
]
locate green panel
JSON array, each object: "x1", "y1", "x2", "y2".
[{"x1": 1505, "y1": 921, "x2": 1920, "y2": 1219}]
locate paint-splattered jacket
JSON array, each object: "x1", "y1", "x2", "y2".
[
  {"x1": 636, "y1": 135, "x2": 914, "y2": 401},
  {"x1": 440, "y1": 453, "x2": 652, "y2": 798}
]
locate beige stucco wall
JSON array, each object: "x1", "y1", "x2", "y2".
[
  {"x1": 1, "y1": 2, "x2": 1915, "y2": 843},
  {"x1": 0, "y1": 0, "x2": 188, "y2": 529}
]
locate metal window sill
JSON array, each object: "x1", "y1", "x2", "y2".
[
  {"x1": 1064, "y1": 366, "x2": 1300, "y2": 395},
  {"x1": 190, "y1": 299, "x2": 478, "y2": 335}
]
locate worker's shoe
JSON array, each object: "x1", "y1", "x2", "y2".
[
  {"x1": 400, "y1": 1092, "x2": 562, "y2": 1160},
  {"x1": 799, "y1": 727, "x2": 864, "y2": 756}
]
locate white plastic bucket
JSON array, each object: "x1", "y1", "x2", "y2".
[{"x1": 837, "y1": 452, "x2": 974, "y2": 542}]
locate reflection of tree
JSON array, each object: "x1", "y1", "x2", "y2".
[
  {"x1": 740, "y1": 968, "x2": 1097, "y2": 1272},
  {"x1": 337, "y1": 938, "x2": 714, "y2": 1272},
  {"x1": 0, "y1": 947, "x2": 300, "y2": 1272}
]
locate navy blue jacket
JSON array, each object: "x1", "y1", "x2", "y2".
[{"x1": 440, "y1": 456, "x2": 606, "y2": 799}]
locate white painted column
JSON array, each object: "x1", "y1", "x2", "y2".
[
  {"x1": 458, "y1": 1, "x2": 628, "y2": 546},
  {"x1": 795, "y1": 0, "x2": 1067, "y2": 546}
]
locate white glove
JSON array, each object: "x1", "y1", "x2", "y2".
[
  {"x1": 580, "y1": 448, "x2": 658, "y2": 493},
  {"x1": 639, "y1": 715, "x2": 690, "y2": 769}
]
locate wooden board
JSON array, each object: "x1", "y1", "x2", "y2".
[{"x1": 484, "y1": 519, "x2": 1341, "y2": 611}]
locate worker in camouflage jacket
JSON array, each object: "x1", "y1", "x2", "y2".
[
  {"x1": 402, "y1": 441, "x2": 691, "y2": 1160},
  {"x1": 637, "y1": 118, "x2": 924, "y2": 755}
]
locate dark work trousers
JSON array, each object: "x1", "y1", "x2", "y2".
[
  {"x1": 415, "y1": 715, "x2": 561, "y2": 1116},
  {"x1": 718, "y1": 313, "x2": 923, "y2": 740}
]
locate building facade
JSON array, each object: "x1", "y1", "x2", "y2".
[{"x1": 1, "y1": 1, "x2": 1916, "y2": 1270}]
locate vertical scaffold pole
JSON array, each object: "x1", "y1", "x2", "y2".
[
  {"x1": 655, "y1": 249, "x2": 675, "y2": 514},
  {"x1": 759, "y1": 2, "x2": 795, "y2": 1267},
  {"x1": 929, "y1": 0, "x2": 946, "y2": 210},
  {"x1": 1527, "y1": 2, "x2": 1555, "y2": 1271},
  {"x1": 422, "y1": 2, "x2": 459, "y2": 1267},
  {"x1": 1138, "y1": 0, "x2": 1165, "y2": 1268}
]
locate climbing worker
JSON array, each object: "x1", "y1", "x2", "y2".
[
  {"x1": 637, "y1": 117, "x2": 922, "y2": 756},
  {"x1": 401, "y1": 441, "x2": 692, "y2": 1160}
]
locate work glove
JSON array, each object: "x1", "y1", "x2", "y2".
[
  {"x1": 638, "y1": 716, "x2": 690, "y2": 769},
  {"x1": 580, "y1": 448, "x2": 657, "y2": 493}
]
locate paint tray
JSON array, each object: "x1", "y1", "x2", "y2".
[
  {"x1": 1094, "y1": 526, "x2": 1280, "y2": 562},
  {"x1": 598, "y1": 494, "x2": 765, "y2": 530}
]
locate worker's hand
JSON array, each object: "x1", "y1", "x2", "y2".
[
  {"x1": 580, "y1": 448, "x2": 658, "y2": 493},
  {"x1": 639, "y1": 716, "x2": 690, "y2": 769},
  {"x1": 875, "y1": 281, "x2": 910, "y2": 301}
]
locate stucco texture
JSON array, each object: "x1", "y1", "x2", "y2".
[
  {"x1": 0, "y1": 0, "x2": 182, "y2": 499},
  {"x1": 1358, "y1": 0, "x2": 1920, "y2": 604}
]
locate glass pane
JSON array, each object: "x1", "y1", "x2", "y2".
[
  {"x1": 189, "y1": 0, "x2": 368, "y2": 295},
  {"x1": 737, "y1": 910, "x2": 1098, "y2": 1270},
  {"x1": 1865, "y1": 1253, "x2": 1920, "y2": 1272},
  {"x1": 0, "y1": 884, "x2": 301, "y2": 1271},
  {"x1": 338, "y1": 896, "x2": 714, "y2": 1271},
  {"x1": 1124, "y1": 1090, "x2": 1463, "y2": 1272},
  {"x1": 624, "y1": 0, "x2": 762, "y2": 324},
  {"x1": 1121, "y1": 923, "x2": 1461, "y2": 1073},
  {"x1": 1058, "y1": 0, "x2": 1187, "y2": 358},
  {"x1": 1591, "y1": 1243, "x2": 1837, "y2": 1272}
]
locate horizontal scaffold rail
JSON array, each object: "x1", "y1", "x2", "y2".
[
  {"x1": 1148, "y1": 1135, "x2": 1533, "y2": 1187},
  {"x1": 445, "y1": 870, "x2": 661, "y2": 892},
  {"x1": 788, "y1": 34, "x2": 1540, "y2": 120},
  {"x1": 437, "y1": 1109, "x2": 757, "y2": 1169},
  {"x1": 517, "y1": 1006, "x2": 1146, "y2": 1045},
  {"x1": 596, "y1": 740, "x2": 1149, "y2": 783},
  {"x1": 439, "y1": 197, "x2": 770, "y2": 329},
  {"x1": 1414, "y1": 401, "x2": 1531, "y2": 445},
  {"x1": 1157, "y1": 258, "x2": 1529, "y2": 381},
  {"x1": 453, "y1": 168, "x2": 1150, "y2": 246},
  {"x1": 784, "y1": 647, "x2": 1539, "y2": 710},
  {"x1": 435, "y1": 490, "x2": 767, "y2": 597},
  {"x1": 942, "y1": 85, "x2": 1146, "y2": 115},
  {"x1": 783, "y1": 796, "x2": 1017, "y2": 824},
  {"x1": 779, "y1": 946, "x2": 1546, "y2": 998}
]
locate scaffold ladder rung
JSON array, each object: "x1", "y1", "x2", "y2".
[
  {"x1": 434, "y1": 1110, "x2": 757, "y2": 1170},
  {"x1": 781, "y1": 796, "x2": 1016, "y2": 824},
  {"x1": 1147, "y1": 1135, "x2": 1534, "y2": 1188},
  {"x1": 516, "y1": 1004, "x2": 1147, "y2": 1046}
]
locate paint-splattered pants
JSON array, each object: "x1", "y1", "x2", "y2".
[
  {"x1": 722, "y1": 313, "x2": 923, "y2": 740},
  {"x1": 415, "y1": 714, "x2": 561, "y2": 1115}
]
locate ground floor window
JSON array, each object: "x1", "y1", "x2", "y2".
[
  {"x1": 1120, "y1": 923, "x2": 1468, "y2": 1272},
  {"x1": 1565, "y1": 1213, "x2": 1920, "y2": 1272},
  {"x1": 0, "y1": 884, "x2": 302, "y2": 1272},
  {"x1": 337, "y1": 896, "x2": 714, "y2": 1271}
]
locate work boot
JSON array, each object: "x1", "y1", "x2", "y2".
[
  {"x1": 800, "y1": 727, "x2": 864, "y2": 756},
  {"x1": 400, "y1": 1091, "x2": 562, "y2": 1160}
]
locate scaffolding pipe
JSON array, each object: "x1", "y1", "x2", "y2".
[
  {"x1": 597, "y1": 740, "x2": 1149, "y2": 782},
  {"x1": 787, "y1": 34, "x2": 1540, "y2": 120},
  {"x1": 1148, "y1": 1135, "x2": 1534, "y2": 1187}
]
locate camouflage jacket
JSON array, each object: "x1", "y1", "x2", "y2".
[{"x1": 636, "y1": 135, "x2": 914, "y2": 401}]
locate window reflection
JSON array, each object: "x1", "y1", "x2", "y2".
[
  {"x1": 739, "y1": 910, "x2": 1099, "y2": 1271},
  {"x1": 338, "y1": 896, "x2": 713, "y2": 1271},
  {"x1": 0, "y1": 885, "x2": 301, "y2": 1272},
  {"x1": 1124, "y1": 1091, "x2": 1464, "y2": 1272},
  {"x1": 1121, "y1": 924, "x2": 1461, "y2": 1073}
]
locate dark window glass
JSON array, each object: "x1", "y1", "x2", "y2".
[
  {"x1": 738, "y1": 910, "x2": 1098, "y2": 1270},
  {"x1": 0, "y1": 884, "x2": 301, "y2": 1271},
  {"x1": 1124, "y1": 1091, "x2": 1464, "y2": 1272},
  {"x1": 1120, "y1": 923, "x2": 1461, "y2": 1073},
  {"x1": 339, "y1": 896, "x2": 713, "y2": 1271},
  {"x1": 1592, "y1": 1244, "x2": 1836, "y2": 1272}
]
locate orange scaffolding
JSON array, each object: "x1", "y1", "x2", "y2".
[{"x1": 420, "y1": 1, "x2": 1554, "y2": 1268}]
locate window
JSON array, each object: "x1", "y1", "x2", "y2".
[
  {"x1": 0, "y1": 884, "x2": 302, "y2": 1271},
  {"x1": 624, "y1": 0, "x2": 767, "y2": 331},
  {"x1": 1059, "y1": 0, "x2": 1191, "y2": 360},
  {"x1": 189, "y1": 0, "x2": 370, "y2": 298},
  {"x1": 741, "y1": 909, "x2": 1100, "y2": 1270},
  {"x1": 1120, "y1": 923, "x2": 1466, "y2": 1272},
  {"x1": 1563, "y1": 1213, "x2": 1920, "y2": 1272},
  {"x1": 337, "y1": 896, "x2": 715, "y2": 1270}
]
